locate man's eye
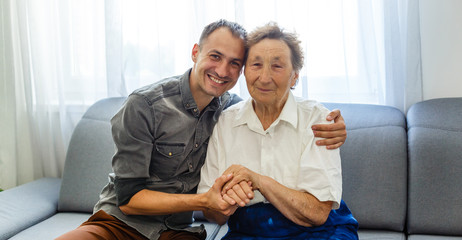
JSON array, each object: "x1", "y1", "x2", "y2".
[{"x1": 210, "y1": 55, "x2": 220, "y2": 60}]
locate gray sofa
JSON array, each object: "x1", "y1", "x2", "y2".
[{"x1": 1, "y1": 96, "x2": 461, "y2": 240}]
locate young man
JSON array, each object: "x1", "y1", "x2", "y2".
[{"x1": 57, "y1": 19, "x2": 347, "y2": 240}]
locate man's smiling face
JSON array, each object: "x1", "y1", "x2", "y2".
[{"x1": 190, "y1": 27, "x2": 246, "y2": 98}]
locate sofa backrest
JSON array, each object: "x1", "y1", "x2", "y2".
[
  {"x1": 58, "y1": 95, "x2": 410, "y2": 232},
  {"x1": 58, "y1": 97, "x2": 127, "y2": 213},
  {"x1": 406, "y1": 98, "x2": 462, "y2": 236},
  {"x1": 324, "y1": 103, "x2": 408, "y2": 232}
]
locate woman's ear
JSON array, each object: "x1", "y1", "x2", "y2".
[{"x1": 291, "y1": 72, "x2": 299, "y2": 87}]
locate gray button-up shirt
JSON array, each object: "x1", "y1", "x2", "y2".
[{"x1": 94, "y1": 69, "x2": 233, "y2": 240}]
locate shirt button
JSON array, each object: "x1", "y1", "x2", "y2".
[
  {"x1": 188, "y1": 163, "x2": 193, "y2": 170},
  {"x1": 195, "y1": 143, "x2": 198, "y2": 148},
  {"x1": 168, "y1": 152, "x2": 172, "y2": 156},
  {"x1": 193, "y1": 108, "x2": 198, "y2": 112},
  {"x1": 186, "y1": 103, "x2": 190, "y2": 107}
]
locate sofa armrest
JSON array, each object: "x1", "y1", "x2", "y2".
[{"x1": 0, "y1": 177, "x2": 61, "y2": 240}]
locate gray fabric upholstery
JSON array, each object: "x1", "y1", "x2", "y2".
[
  {"x1": 0, "y1": 178, "x2": 61, "y2": 239},
  {"x1": 325, "y1": 103, "x2": 408, "y2": 231},
  {"x1": 407, "y1": 98, "x2": 462, "y2": 236},
  {"x1": 214, "y1": 225, "x2": 229, "y2": 239},
  {"x1": 58, "y1": 97, "x2": 126, "y2": 212},
  {"x1": 408, "y1": 235, "x2": 462, "y2": 240},
  {"x1": 8, "y1": 212, "x2": 91, "y2": 240},
  {"x1": 357, "y1": 230, "x2": 406, "y2": 240}
]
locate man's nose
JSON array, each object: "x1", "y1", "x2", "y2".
[{"x1": 216, "y1": 61, "x2": 229, "y2": 78}]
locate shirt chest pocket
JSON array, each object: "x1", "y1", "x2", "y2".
[{"x1": 151, "y1": 143, "x2": 186, "y2": 179}]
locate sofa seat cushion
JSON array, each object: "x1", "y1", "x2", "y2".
[
  {"x1": 8, "y1": 212, "x2": 91, "y2": 240},
  {"x1": 408, "y1": 235, "x2": 462, "y2": 240},
  {"x1": 9, "y1": 212, "x2": 221, "y2": 240},
  {"x1": 358, "y1": 230, "x2": 406, "y2": 240},
  {"x1": 214, "y1": 225, "x2": 406, "y2": 240},
  {"x1": 0, "y1": 178, "x2": 61, "y2": 240}
]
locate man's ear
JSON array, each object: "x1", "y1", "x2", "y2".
[{"x1": 191, "y1": 43, "x2": 200, "y2": 63}]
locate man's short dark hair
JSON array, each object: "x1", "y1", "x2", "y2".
[{"x1": 198, "y1": 19, "x2": 247, "y2": 47}]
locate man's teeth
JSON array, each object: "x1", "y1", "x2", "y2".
[{"x1": 210, "y1": 75, "x2": 225, "y2": 84}]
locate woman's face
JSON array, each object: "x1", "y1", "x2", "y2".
[{"x1": 244, "y1": 39, "x2": 298, "y2": 108}]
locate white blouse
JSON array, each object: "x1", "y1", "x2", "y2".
[{"x1": 197, "y1": 92, "x2": 342, "y2": 209}]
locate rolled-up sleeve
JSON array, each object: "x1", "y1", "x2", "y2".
[
  {"x1": 297, "y1": 146, "x2": 342, "y2": 209},
  {"x1": 297, "y1": 107, "x2": 343, "y2": 210},
  {"x1": 111, "y1": 94, "x2": 155, "y2": 206}
]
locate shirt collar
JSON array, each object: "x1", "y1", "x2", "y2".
[
  {"x1": 278, "y1": 92, "x2": 298, "y2": 128},
  {"x1": 233, "y1": 92, "x2": 298, "y2": 131},
  {"x1": 179, "y1": 68, "x2": 223, "y2": 113}
]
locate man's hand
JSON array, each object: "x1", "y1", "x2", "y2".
[
  {"x1": 312, "y1": 109, "x2": 347, "y2": 149},
  {"x1": 202, "y1": 174, "x2": 251, "y2": 225},
  {"x1": 203, "y1": 174, "x2": 239, "y2": 216}
]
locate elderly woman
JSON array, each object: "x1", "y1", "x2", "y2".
[{"x1": 197, "y1": 23, "x2": 358, "y2": 239}]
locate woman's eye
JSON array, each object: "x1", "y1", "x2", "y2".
[{"x1": 274, "y1": 65, "x2": 285, "y2": 70}]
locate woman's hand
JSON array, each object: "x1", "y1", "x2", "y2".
[{"x1": 221, "y1": 165, "x2": 258, "y2": 199}]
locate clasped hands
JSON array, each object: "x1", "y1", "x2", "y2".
[
  {"x1": 221, "y1": 164, "x2": 258, "y2": 207},
  {"x1": 206, "y1": 164, "x2": 260, "y2": 217}
]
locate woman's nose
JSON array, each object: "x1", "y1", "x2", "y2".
[{"x1": 259, "y1": 66, "x2": 272, "y2": 83}]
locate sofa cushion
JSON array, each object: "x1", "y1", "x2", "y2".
[
  {"x1": 408, "y1": 235, "x2": 462, "y2": 240},
  {"x1": 358, "y1": 230, "x2": 406, "y2": 240},
  {"x1": 324, "y1": 103, "x2": 407, "y2": 231},
  {"x1": 407, "y1": 98, "x2": 462, "y2": 236},
  {"x1": 8, "y1": 212, "x2": 91, "y2": 240},
  {"x1": 214, "y1": 226, "x2": 407, "y2": 240},
  {"x1": 8, "y1": 212, "x2": 222, "y2": 240},
  {"x1": 58, "y1": 97, "x2": 126, "y2": 213},
  {"x1": 0, "y1": 178, "x2": 61, "y2": 240}
]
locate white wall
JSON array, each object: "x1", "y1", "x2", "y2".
[{"x1": 419, "y1": 0, "x2": 462, "y2": 100}]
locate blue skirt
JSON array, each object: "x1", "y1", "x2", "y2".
[{"x1": 222, "y1": 200, "x2": 358, "y2": 240}]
